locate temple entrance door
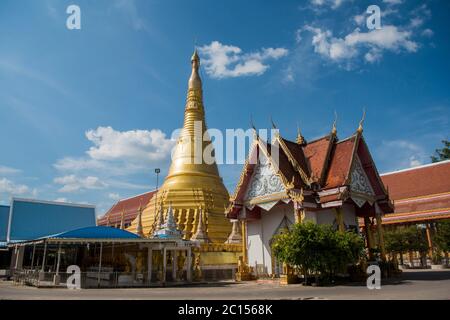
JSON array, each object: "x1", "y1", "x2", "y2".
[
  {"x1": 271, "y1": 253, "x2": 283, "y2": 277},
  {"x1": 269, "y1": 215, "x2": 294, "y2": 277}
]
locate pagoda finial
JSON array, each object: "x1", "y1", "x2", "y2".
[
  {"x1": 357, "y1": 108, "x2": 366, "y2": 134},
  {"x1": 296, "y1": 122, "x2": 306, "y2": 145},
  {"x1": 331, "y1": 111, "x2": 338, "y2": 136},
  {"x1": 157, "y1": 205, "x2": 164, "y2": 230},
  {"x1": 191, "y1": 208, "x2": 210, "y2": 243},
  {"x1": 189, "y1": 48, "x2": 202, "y2": 90}
]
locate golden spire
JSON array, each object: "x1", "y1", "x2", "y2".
[
  {"x1": 296, "y1": 123, "x2": 306, "y2": 145},
  {"x1": 189, "y1": 49, "x2": 202, "y2": 90},
  {"x1": 357, "y1": 108, "x2": 366, "y2": 134}
]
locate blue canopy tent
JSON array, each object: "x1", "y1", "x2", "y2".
[{"x1": 10, "y1": 226, "x2": 196, "y2": 288}]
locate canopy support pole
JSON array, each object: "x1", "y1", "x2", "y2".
[{"x1": 97, "y1": 242, "x2": 103, "y2": 287}]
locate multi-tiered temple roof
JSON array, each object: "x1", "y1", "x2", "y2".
[{"x1": 227, "y1": 123, "x2": 393, "y2": 219}]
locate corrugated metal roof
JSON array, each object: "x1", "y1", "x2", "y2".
[
  {"x1": 43, "y1": 226, "x2": 140, "y2": 240},
  {"x1": 0, "y1": 205, "x2": 10, "y2": 242},
  {"x1": 8, "y1": 198, "x2": 96, "y2": 242}
]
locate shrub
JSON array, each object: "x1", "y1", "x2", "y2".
[{"x1": 272, "y1": 222, "x2": 365, "y2": 284}]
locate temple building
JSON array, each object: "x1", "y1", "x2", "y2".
[
  {"x1": 379, "y1": 160, "x2": 450, "y2": 263},
  {"x1": 97, "y1": 191, "x2": 156, "y2": 229},
  {"x1": 226, "y1": 122, "x2": 393, "y2": 277}
]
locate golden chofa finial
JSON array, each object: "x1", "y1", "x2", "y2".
[
  {"x1": 296, "y1": 123, "x2": 306, "y2": 145},
  {"x1": 189, "y1": 48, "x2": 202, "y2": 90},
  {"x1": 357, "y1": 108, "x2": 366, "y2": 134},
  {"x1": 331, "y1": 111, "x2": 338, "y2": 136}
]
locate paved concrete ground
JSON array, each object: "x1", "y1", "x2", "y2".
[{"x1": 0, "y1": 269, "x2": 449, "y2": 300}]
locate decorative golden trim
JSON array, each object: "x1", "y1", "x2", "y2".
[{"x1": 276, "y1": 135, "x2": 312, "y2": 186}]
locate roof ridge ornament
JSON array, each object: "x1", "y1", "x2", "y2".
[
  {"x1": 357, "y1": 108, "x2": 366, "y2": 134},
  {"x1": 296, "y1": 122, "x2": 306, "y2": 145},
  {"x1": 250, "y1": 115, "x2": 258, "y2": 139},
  {"x1": 331, "y1": 110, "x2": 338, "y2": 136}
]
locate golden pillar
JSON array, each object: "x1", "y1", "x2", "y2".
[
  {"x1": 334, "y1": 207, "x2": 345, "y2": 232},
  {"x1": 375, "y1": 212, "x2": 386, "y2": 261},
  {"x1": 426, "y1": 223, "x2": 434, "y2": 258},
  {"x1": 364, "y1": 216, "x2": 375, "y2": 260}
]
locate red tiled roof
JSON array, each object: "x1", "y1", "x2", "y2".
[
  {"x1": 324, "y1": 135, "x2": 356, "y2": 189},
  {"x1": 97, "y1": 190, "x2": 156, "y2": 226},
  {"x1": 303, "y1": 135, "x2": 333, "y2": 182},
  {"x1": 280, "y1": 138, "x2": 310, "y2": 176},
  {"x1": 381, "y1": 161, "x2": 450, "y2": 200},
  {"x1": 379, "y1": 161, "x2": 450, "y2": 224}
]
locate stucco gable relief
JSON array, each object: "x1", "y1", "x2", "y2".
[
  {"x1": 244, "y1": 153, "x2": 286, "y2": 210},
  {"x1": 350, "y1": 156, "x2": 375, "y2": 207}
]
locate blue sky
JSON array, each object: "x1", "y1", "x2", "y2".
[{"x1": 0, "y1": 0, "x2": 448, "y2": 215}]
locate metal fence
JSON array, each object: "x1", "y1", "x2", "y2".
[{"x1": 12, "y1": 269, "x2": 191, "y2": 288}]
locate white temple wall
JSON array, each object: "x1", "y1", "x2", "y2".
[
  {"x1": 247, "y1": 203, "x2": 295, "y2": 275},
  {"x1": 246, "y1": 203, "x2": 359, "y2": 276}
]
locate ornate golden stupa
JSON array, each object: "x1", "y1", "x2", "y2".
[{"x1": 128, "y1": 50, "x2": 232, "y2": 243}]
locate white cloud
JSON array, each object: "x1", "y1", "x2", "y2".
[
  {"x1": 54, "y1": 197, "x2": 68, "y2": 203},
  {"x1": 108, "y1": 193, "x2": 121, "y2": 201},
  {"x1": 409, "y1": 17, "x2": 424, "y2": 28},
  {"x1": 113, "y1": 0, "x2": 147, "y2": 31},
  {"x1": 0, "y1": 178, "x2": 29, "y2": 195},
  {"x1": 86, "y1": 126, "x2": 173, "y2": 162},
  {"x1": 302, "y1": 25, "x2": 418, "y2": 65},
  {"x1": 421, "y1": 28, "x2": 434, "y2": 37},
  {"x1": 54, "y1": 175, "x2": 108, "y2": 193},
  {"x1": 377, "y1": 140, "x2": 428, "y2": 171},
  {"x1": 310, "y1": 0, "x2": 347, "y2": 9},
  {"x1": 54, "y1": 126, "x2": 175, "y2": 175},
  {"x1": 0, "y1": 165, "x2": 21, "y2": 175},
  {"x1": 383, "y1": 0, "x2": 402, "y2": 5},
  {"x1": 198, "y1": 41, "x2": 288, "y2": 79}
]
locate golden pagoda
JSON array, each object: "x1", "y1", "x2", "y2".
[{"x1": 128, "y1": 50, "x2": 233, "y2": 244}]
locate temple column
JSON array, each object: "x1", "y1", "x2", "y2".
[
  {"x1": 334, "y1": 207, "x2": 345, "y2": 232},
  {"x1": 186, "y1": 247, "x2": 192, "y2": 282},
  {"x1": 241, "y1": 220, "x2": 248, "y2": 265},
  {"x1": 375, "y1": 211, "x2": 386, "y2": 261},
  {"x1": 147, "y1": 247, "x2": 152, "y2": 284},
  {"x1": 426, "y1": 223, "x2": 434, "y2": 259},
  {"x1": 364, "y1": 216, "x2": 375, "y2": 260},
  {"x1": 172, "y1": 250, "x2": 177, "y2": 281},
  {"x1": 162, "y1": 247, "x2": 167, "y2": 285},
  {"x1": 293, "y1": 202, "x2": 304, "y2": 224}
]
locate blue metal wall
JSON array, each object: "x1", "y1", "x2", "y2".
[
  {"x1": 8, "y1": 199, "x2": 95, "y2": 241},
  {"x1": 0, "y1": 205, "x2": 10, "y2": 242}
]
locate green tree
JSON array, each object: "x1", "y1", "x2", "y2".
[
  {"x1": 384, "y1": 228, "x2": 408, "y2": 264},
  {"x1": 431, "y1": 139, "x2": 450, "y2": 163},
  {"x1": 434, "y1": 220, "x2": 450, "y2": 263},
  {"x1": 384, "y1": 226, "x2": 428, "y2": 265},
  {"x1": 272, "y1": 222, "x2": 364, "y2": 284}
]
